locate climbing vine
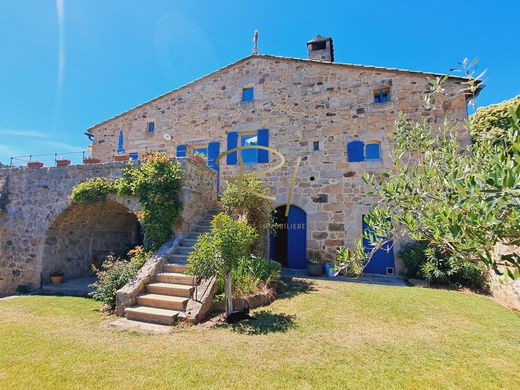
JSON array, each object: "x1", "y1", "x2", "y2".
[{"x1": 71, "y1": 153, "x2": 183, "y2": 251}]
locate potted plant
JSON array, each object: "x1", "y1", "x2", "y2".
[
  {"x1": 192, "y1": 152, "x2": 206, "y2": 164},
  {"x1": 27, "y1": 161, "x2": 44, "y2": 169},
  {"x1": 113, "y1": 154, "x2": 130, "y2": 162},
  {"x1": 83, "y1": 157, "x2": 101, "y2": 164},
  {"x1": 50, "y1": 271, "x2": 64, "y2": 285},
  {"x1": 324, "y1": 261, "x2": 336, "y2": 277},
  {"x1": 307, "y1": 257, "x2": 323, "y2": 276},
  {"x1": 56, "y1": 159, "x2": 71, "y2": 167}
]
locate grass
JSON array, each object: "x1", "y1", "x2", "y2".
[{"x1": 0, "y1": 279, "x2": 519, "y2": 389}]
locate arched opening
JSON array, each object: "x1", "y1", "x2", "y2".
[
  {"x1": 269, "y1": 205, "x2": 307, "y2": 269},
  {"x1": 42, "y1": 200, "x2": 143, "y2": 283}
]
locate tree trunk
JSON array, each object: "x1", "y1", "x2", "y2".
[{"x1": 224, "y1": 272, "x2": 233, "y2": 319}]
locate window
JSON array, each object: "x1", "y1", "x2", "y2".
[
  {"x1": 147, "y1": 122, "x2": 155, "y2": 133},
  {"x1": 192, "y1": 146, "x2": 208, "y2": 159},
  {"x1": 365, "y1": 143, "x2": 381, "y2": 161},
  {"x1": 240, "y1": 134, "x2": 258, "y2": 163},
  {"x1": 128, "y1": 152, "x2": 139, "y2": 161},
  {"x1": 313, "y1": 141, "x2": 320, "y2": 151},
  {"x1": 373, "y1": 88, "x2": 390, "y2": 104},
  {"x1": 311, "y1": 41, "x2": 327, "y2": 51},
  {"x1": 242, "y1": 86, "x2": 254, "y2": 102}
]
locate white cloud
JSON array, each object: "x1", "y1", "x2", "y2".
[
  {"x1": 0, "y1": 128, "x2": 49, "y2": 138},
  {"x1": 43, "y1": 141, "x2": 83, "y2": 152}
]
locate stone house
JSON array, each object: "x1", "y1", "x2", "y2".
[{"x1": 86, "y1": 36, "x2": 471, "y2": 275}]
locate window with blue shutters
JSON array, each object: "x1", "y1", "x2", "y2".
[
  {"x1": 242, "y1": 86, "x2": 254, "y2": 102},
  {"x1": 226, "y1": 129, "x2": 269, "y2": 165},
  {"x1": 365, "y1": 143, "x2": 381, "y2": 161},
  {"x1": 192, "y1": 147, "x2": 208, "y2": 158},
  {"x1": 347, "y1": 140, "x2": 364, "y2": 162},
  {"x1": 176, "y1": 144, "x2": 187, "y2": 157},
  {"x1": 241, "y1": 134, "x2": 258, "y2": 164},
  {"x1": 147, "y1": 122, "x2": 155, "y2": 133},
  {"x1": 128, "y1": 152, "x2": 139, "y2": 161},
  {"x1": 313, "y1": 141, "x2": 320, "y2": 151},
  {"x1": 374, "y1": 88, "x2": 390, "y2": 104}
]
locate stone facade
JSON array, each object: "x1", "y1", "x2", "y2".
[
  {"x1": 0, "y1": 158, "x2": 216, "y2": 296},
  {"x1": 87, "y1": 54, "x2": 469, "y2": 271}
]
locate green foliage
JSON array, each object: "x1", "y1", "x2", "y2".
[
  {"x1": 470, "y1": 95, "x2": 520, "y2": 143},
  {"x1": 187, "y1": 212, "x2": 257, "y2": 280},
  {"x1": 71, "y1": 153, "x2": 183, "y2": 251},
  {"x1": 335, "y1": 245, "x2": 364, "y2": 276},
  {"x1": 399, "y1": 241, "x2": 485, "y2": 288},
  {"x1": 216, "y1": 255, "x2": 281, "y2": 297},
  {"x1": 89, "y1": 246, "x2": 150, "y2": 309},
  {"x1": 221, "y1": 177, "x2": 273, "y2": 255},
  {"x1": 70, "y1": 177, "x2": 115, "y2": 204}
]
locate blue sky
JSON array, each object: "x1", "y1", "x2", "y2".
[{"x1": 1, "y1": 0, "x2": 519, "y2": 165}]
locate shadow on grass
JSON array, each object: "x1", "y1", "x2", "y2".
[
  {"x1": 231, "y1": 310, "x2": 296, "y2": 335},
  {"x1": 276, "y1": 278, "x2": 316, "y2": 300}
]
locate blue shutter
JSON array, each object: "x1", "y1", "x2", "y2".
[
  {"x1": 176, "y1": 144, "x2": 187, "y2": 157},
  {"x1": 257, "y1": 128, "x2": 269, "y2": 163},
  {"x1": 226, "y1": 131, "x2": 238, "y2": 165},
  {"x1": 207, "y1": 141, "x2": 220, "y2": 171},
  {"x1": 117, "y1": 129, "x2": 125, "y2": 154},
  {"x1": 147, "y1": 122, "x2": 155, "y2": 133},
  {"x1": 128, "y1": 152, "x2": 139, "y2": 161},
  {"x1": 347, "y1": 140, "x2": 364, "y2": 162}
]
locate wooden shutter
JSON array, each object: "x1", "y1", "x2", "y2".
[
  {"x1": 176, "y1": 144, "x2": 187, "y2": 158},
  {"x1": 257, "y1": 128, "x2": 269, "y2": 163},
  {"x1": 207, "y1": 141, "x2": 220, "y2": 171},
  {"x1": 226, "y1": 131, "x2": 238, "y2": 165},
  {"x1": 347, "y1": 140, "x2": 364, "y2": 162}
]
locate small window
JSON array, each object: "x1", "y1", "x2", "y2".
[
  {"x1": 242, "y1": 86, "x2": 254, "y2": 102},
  {"x1": 192, "y1": 147, "x2": 208, "y2": 159},
  {"x1": 313, "y1": 141, "x2": 320, "y2": 151},
  {"x1": 241, "y1": 134, "x2": 258, "y2": 164},
  {"x1": 365, "y1": 143, "x2": 381, "y2": 161},
  {"x1": 311, "y1": 41, "x2": 327, "y2": 51},
  {"x1": 373, "y1": 88, "x2": 390, "y2": 104},
  {"x1": 147, "y1": 122, "x2": 155, "y2": 133},
  {"x1": 128, "y1": 152, "x2": 139, "y2": 161}
]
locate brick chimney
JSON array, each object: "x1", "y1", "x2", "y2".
[{"x1": 307, "y1": 35, "x2": 334, "y2": 62}]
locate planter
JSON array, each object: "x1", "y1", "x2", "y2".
[
  {"x1": 50, "y1": 275, "x2": 64, "y2": 285},
  {"x1": 307, "y1": 262, "x2": 323, "y2": 276},
  {"x1": 324, "y1": 262, "x2": 335, "y2": 277},
  {"x1": 83, "y1": 158, "x2": 101, "y2": 164},
  {"x1": 56, "y1": 159, "x2": 71, "y2": 167},
  {"x1": 113, "y1": 154, "x2": 130, "y2": 162},
  {"x1": 27, "y1": 161, "x2": 44, "y2": 169},
  {"x1": 192, "y1": 156, "x2": 205, "y2": 164}
]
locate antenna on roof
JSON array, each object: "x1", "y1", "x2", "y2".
[{"x1": 252, "y1": 30, "x2": 259, "y2": 55}]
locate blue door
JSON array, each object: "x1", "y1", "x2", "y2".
[
  {"x1": 270, "y1": 205, "x2": 307, "y2": 269},
  {"x1": 362, "y1": 215, "x2": 395, "y2": 275},
  {"x1": 287, "y1": 206, "x2": 307, "y2": 269}
]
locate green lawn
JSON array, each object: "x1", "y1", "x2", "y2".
[{"x1": 1, "y1": 279, "x2": 519, "y2": 390}]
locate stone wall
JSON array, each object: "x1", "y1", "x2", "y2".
[
  {"x1": 88, "y1": 55, "x2": 469, "y2": 271},
  {"x1": 0, "y1": 158, "x2": 216, "y2": 296}
]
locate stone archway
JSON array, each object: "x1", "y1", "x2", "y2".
[{"x1": 41, "y1": 200, "x2": 142, "y2": 282}]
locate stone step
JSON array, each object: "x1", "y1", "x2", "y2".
[
  {"x1": 163, "y1": 263, "x2": 188, "y2": 273},
  {"x1": 155, "y1": 272, "x2": 195, "y2": 285},
  {"x1": 168, "y1": 253, "x2": 189, "y2": 262},
  {"x1": 147, "y1": 282, "x2": 194, "y2": 297},
  {"x1": 182, "y1": 238, "x2": 198, "y2": 246},
  {"x1": 125, "y1": 306, "x2": 180, "y2": 326},
  {"x1": 174, "y1": 246, "x2": 193, "y2": 255},
  {"x1": 196, "y1": 225, "x2": 211, "y2": 232},
  {"x1": 137, "y1": 294, "x2": 189, "y2": 311}
]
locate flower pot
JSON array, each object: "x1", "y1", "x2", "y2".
[
  {"x1": 27, "y1": 161, "x2": 44, "y2": 169},
  {"x1": 50, "y1": 275, "x2": 64, "y2": 285},
  {"x1": 113, "y1": 154, "x2": 130, "y2": 162},
  {"x1": 324, "y1": 262, "x2": 335, "y2": 277},
  {"x1": 307, "y1": 262, "x2": 323, "y2": 276},
  {"x1": 83, "y1": 158, "x2": 101, "y2": 164},
  {"x1": 56, "y1": 159, "x2": 71, "y2": 167},
  {"x1": 192, "y1": 156, "x2": 205, "y2": 164}
]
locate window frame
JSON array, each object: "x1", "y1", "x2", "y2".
[
  {"x1": 373, "y1": 88, "x2": 390, "y2": 104},
  {"x1": 242, "y1": 85, "x2": 254, "y2": 102},
  {"x1": 365, "y1": 142, "x2": 381, "y2": 161},
  {"x1": 240, "y1": 132, "x2": 258, "y2": 164},
  {"x1": 189, "y1": 144, "x2": 208, "y2": 160}
]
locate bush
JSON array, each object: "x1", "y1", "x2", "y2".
[
  {"x1": 470, "y1": 95, "x2": 520, "y2": 143},
  {"x1": 335, "y1": 244, "x2": 364, "y2": 276},
  {"x1": 89, "y1": 246, "x2": 150, "y2": 309},
  {"x1": 399, "y1": 241, "x2": 485, "y2": 289},
  {"x1": 70, "y1": 177, "x2": 115, "y2": 204},
  {"x1": 216, "y1": 255, "x2": 281, "y2": 297}
]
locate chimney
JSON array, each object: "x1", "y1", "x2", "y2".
[{"x1": 307, "y1": 35, "x2": 334, "y2": 62}]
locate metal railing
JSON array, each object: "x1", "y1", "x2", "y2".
[{"x1": 9, "y1": 151, "x2": 88, "y2": 167}]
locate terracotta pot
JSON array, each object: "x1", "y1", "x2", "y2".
[
  {"x1": 192, "y1": 156, "x2": 205, "y2": 164},
  {"x1": 83, "y1": 158, "x2": 101, "y2": 164},
  {"x1": 56, "y1": 159, "x2": 71, "y2": 167},
  {"x1": 27, "y1": 162, "x2": 44, "y2": 169},
  {"x1": 50, "y1": 275, "x2": 64, "y2": 285},
  {"x1": 113, "y1": 154, "x2": 130, "y2": 162}
]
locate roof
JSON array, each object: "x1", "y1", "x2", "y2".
[{"x1": 87, "y1": 54, "x2": 481, "y2": 131}]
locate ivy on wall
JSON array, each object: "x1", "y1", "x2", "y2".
[{"x1": 70, "y1": 153, "x2": 183, "y2": 251}]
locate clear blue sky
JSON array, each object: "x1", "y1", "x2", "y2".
[{"x1": 1, "y1": 0, "x2": 519, "y2": 164}]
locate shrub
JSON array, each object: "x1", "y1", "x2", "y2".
[
  {"x1": 470, "y1": 95, "x2": 520, "y2": 143},
  {"x1": 70, "y1": 177, "x2": 115, "y2": 204},
  {"x1": 335, "y1": 244, "x2": 364, "y2": 276},
  {"x1": 89, "y1": 246, "x2": 150, "y2": 309},
  {"x1": 399, "y1": 241, "x2": 429, "y2": 278},
  {"x1": 221, "y1": 177, "x2": 273, "y2": 256},
  {"x1": 216, "y1": 255, "x2": 281, "y2": 297}
]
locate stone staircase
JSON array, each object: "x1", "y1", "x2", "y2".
[{"x1": 124, "y1": 211, "x2": 216, "y2": 326}]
